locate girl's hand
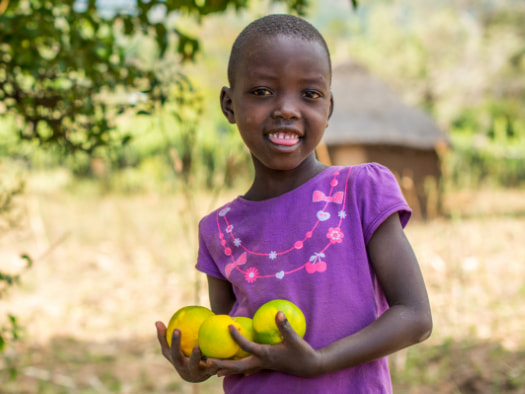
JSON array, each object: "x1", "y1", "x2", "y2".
[
  {"x1": 155, "y1": 321, "x2": 218, "y2": 383},
  {"x1": 210, "y1": 312, "x2": 324, "y2": 378}
]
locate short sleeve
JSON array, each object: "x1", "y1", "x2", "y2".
[
  {"x1": 195, "y1": 215, "x2": 227, "y2": 280},
  {"x1": 353, "y1": 163, "x2": 412, "y2": 244}
]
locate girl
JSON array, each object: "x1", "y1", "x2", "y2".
[{"x1": 156, "y1": 14, "x2": 432, "y2": 393}]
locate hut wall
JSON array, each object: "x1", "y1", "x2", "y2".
[{"x1": 327, "y1": 144, "x2": 443, "y2": 220}]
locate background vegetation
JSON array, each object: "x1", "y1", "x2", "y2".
[{"x1": 1, "y1": 0, "x2": 524, "y2": 392}]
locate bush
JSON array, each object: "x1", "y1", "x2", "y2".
[{"x1": 445, "y1": 106, "x2": 525, "y2": 188}]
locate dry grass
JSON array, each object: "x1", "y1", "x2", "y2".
[{"x1": 1, "y1": 174, "x2": 524, "y2": 393}]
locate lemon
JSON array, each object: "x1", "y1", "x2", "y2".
[
  {"x1": 253, "y1": 299, "x2": 306, "y2": 345},
  {"x1": 198, "y1": 314, "x2": 242, "y2": 359},
  {"x1": 166, "y1": 306, "x2": 215, "y2": 356},
  {"x1": 232, "y1": 316, "x2": 255, "y2": 359}
]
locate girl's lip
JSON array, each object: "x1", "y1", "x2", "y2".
[{"x1": 267, "y1": 130, "x2": 302, "y2": 147}]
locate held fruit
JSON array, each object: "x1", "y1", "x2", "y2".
[
  {"x1": 253, "y1": 299, "x2": 306, "y2": 345},
  {"x1": 198, "y1": 314, "x2": 242, "y2": 359},
  {"x1": 165, "y1": 306, "x2": 215, "y2": 356},
  {"x1": 232, "y1": 316, "x2": 255, "y2": 359}
]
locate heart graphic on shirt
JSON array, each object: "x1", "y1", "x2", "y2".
[
  {"x1": 317, "y1": 211, "x2": 330, "y2": 221},
  {"x1": 275, "y1": 270, "x2": 285, "y2": 279},
  {"x1": 305, "y1": 261, "x2": 327, "y2": 274}
]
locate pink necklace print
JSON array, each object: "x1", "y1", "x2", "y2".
[{"x1": 215, "y1": 168, "x2": 352, "y2": 283}]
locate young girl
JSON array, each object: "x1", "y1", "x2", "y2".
[{"x1": 156, "y1": 14, "x2": 432, "y2": 393}]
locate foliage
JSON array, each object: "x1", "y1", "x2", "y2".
[
  {"x1": 446, "y1": 117, "x2": 525, "y2": 188},
  {"x1": 0, "y1": 0, "x2": 318, "y2": 156},
  {"x1": 1, "y1": 0, "x2": 139, "y2": 153}
]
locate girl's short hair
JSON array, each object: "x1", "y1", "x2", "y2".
[{"x1": 227, "y1": 14, "x2": 332, "y2": 87}]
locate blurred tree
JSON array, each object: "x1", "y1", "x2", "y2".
[{"x1": 0, "y1": 0, "x2": 362, "y2": 155}]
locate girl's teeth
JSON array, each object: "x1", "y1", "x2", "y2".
[{"x1": 269, "y1": 132, "x2": 299, "y2": 146}]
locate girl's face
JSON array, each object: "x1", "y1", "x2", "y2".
[{"x1": 221, "y1": 35, "x2": 333, "y2": 173}]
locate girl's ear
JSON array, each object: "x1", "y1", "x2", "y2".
[
  {"x1": 328, "y1": 92, "x2": 334, "y2": 120},
  {"x1": 220, "y1": 87, "x2": 236, "y2": 124}
]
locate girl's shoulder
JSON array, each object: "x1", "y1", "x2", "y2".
[
  {"x1": 198, "y1": 200, "x2": 233, "y2": 230},
  {"x1": 325, "y1": 163, "x2": 398, "y2": 188},
  {"x1": 346, "y1": 162, "x2": 394, "y2": 177}
]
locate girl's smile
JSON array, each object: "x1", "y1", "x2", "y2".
[{"x1": 267, "y1": 129, "x2": 301, "y2": 148}]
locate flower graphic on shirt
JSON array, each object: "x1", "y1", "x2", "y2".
[
  {"x1": 225, "y1": 225, "x2": 234, "y2": 233},
  {"x1": 234, "y1": 238, "x2": 242, "y2": 247},
  {"x1": 269, "y1": 251, "x2": 277, "y2": 260},
  {"x1": 338, "y1": 210, "x2": 347, "y2": 219},
  {"x1": 244, "y1": 267, "x2": 258, "y2": 283},
  {"x1": 326, "y1": 227, "x2": 344, "y2": 244}
]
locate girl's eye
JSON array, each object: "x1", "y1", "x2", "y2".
[
  {"x1": 251, "y1": 88, "x2": 272, "y2": 96},
  {"x1": 303, "y1": 90, "x2": 322, "y2": 99}
]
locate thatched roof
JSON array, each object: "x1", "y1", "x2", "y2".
[{"x1": 323, "y1": 61, "x2": 449, "y2": 150}]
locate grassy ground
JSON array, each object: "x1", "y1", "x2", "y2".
[{"x1": 1, "y1": 174, "x2": 524, "y2": 393}]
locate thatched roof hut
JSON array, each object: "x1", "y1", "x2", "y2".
[{"x1": 321, "y1": 61, "x2": 449, "y2": 219}]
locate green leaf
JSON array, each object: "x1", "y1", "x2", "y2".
[
  {"x1": 20, "y1": 254, "x2": 33, "y2": 268},
  {"x1": 155, "y1": 23, "x2": 168, "y2": 58},
  {"x1": 122, "y1": 16, "x2": 134, "y2": 35}
]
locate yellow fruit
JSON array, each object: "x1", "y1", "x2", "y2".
[
  {"x1": 166, "y1": 306, "x2": 215, "y2": 356},
  {"x1": 198, "y1": 314, "x2": 242, "y2": 359},
  {"x1": 253, "y1": 299, "x2": 306, "y2": 345},
  {"x1": 232, "y1": 316, "x2": 255, "y2": 359}
]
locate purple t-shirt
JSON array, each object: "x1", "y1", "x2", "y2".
[{"x1": 196, "y1": 163, "x2": 411, "y2": 393}]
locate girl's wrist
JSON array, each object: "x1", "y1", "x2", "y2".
[{"x1": 312, "y1": 348, "x2": 328, "y2": 377}]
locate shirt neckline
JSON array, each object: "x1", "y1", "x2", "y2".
[{"x1": 235, "y1": 166, "x2": 343, "y2": 206}]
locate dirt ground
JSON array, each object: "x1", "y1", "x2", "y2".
[{"x1": 1, "y1": 177, "x2": 524, "y2": 393}]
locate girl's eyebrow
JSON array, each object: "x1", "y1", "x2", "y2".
[
  {"x1": 247, "y1": 72, "x2": 329, "y2": 85},
  {"x1": 298, "y1": 75, "x2": 330, "y2": 84}
]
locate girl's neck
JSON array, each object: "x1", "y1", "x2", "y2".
[{"x1": 243, "y1": 157, "x2": 329, "y2": 201}]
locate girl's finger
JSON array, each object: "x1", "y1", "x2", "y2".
[
  {"x1": 275, "y1": 311, "x2": 300, "y2": 342},
  {"x1": 155, "y1": 321, "x2": 167, "y2": 344},
  {"x1": 214, "y1": 355, "x2": 260, "y2": 377},
  {"x1": 169, "y1": 329, "x2": 186, "y2": 366},
  {"x1": 187, "y1": 345, "x2": 203, "y2": 369},
  {"x1": 229, "y1": 324, "x2": 260, "y2": 354},
  {"x1": 155, "y1": 321, "x2": 173, "y2": 361}
]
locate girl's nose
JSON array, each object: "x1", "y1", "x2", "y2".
[{"x1": 272, "y1": 95, "x2": 300, "y2": 120}]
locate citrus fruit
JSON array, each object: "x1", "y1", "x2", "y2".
[
  {"x1": 198, "y1": 314, "x2": 242, "y2": 359},
  {"x1": 166, "y1": 306, "x2": 215, "y2": 356},
  {"x1": 232, "y1": 316, "x2": 255, "y2": 359},
  {"x1": 253, "y1": 299, "x2": 306, "y2": 345}
]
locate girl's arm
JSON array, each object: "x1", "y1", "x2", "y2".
[
  {"x1": 207, "y1": 274, "x2": 236, "y2": 314},
  {"x1": 211, "y1": 213, "x2": 432, "y2": 377},
  {"x1": 315, "y1": 212, "x2": 432, "y2": 373}
]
